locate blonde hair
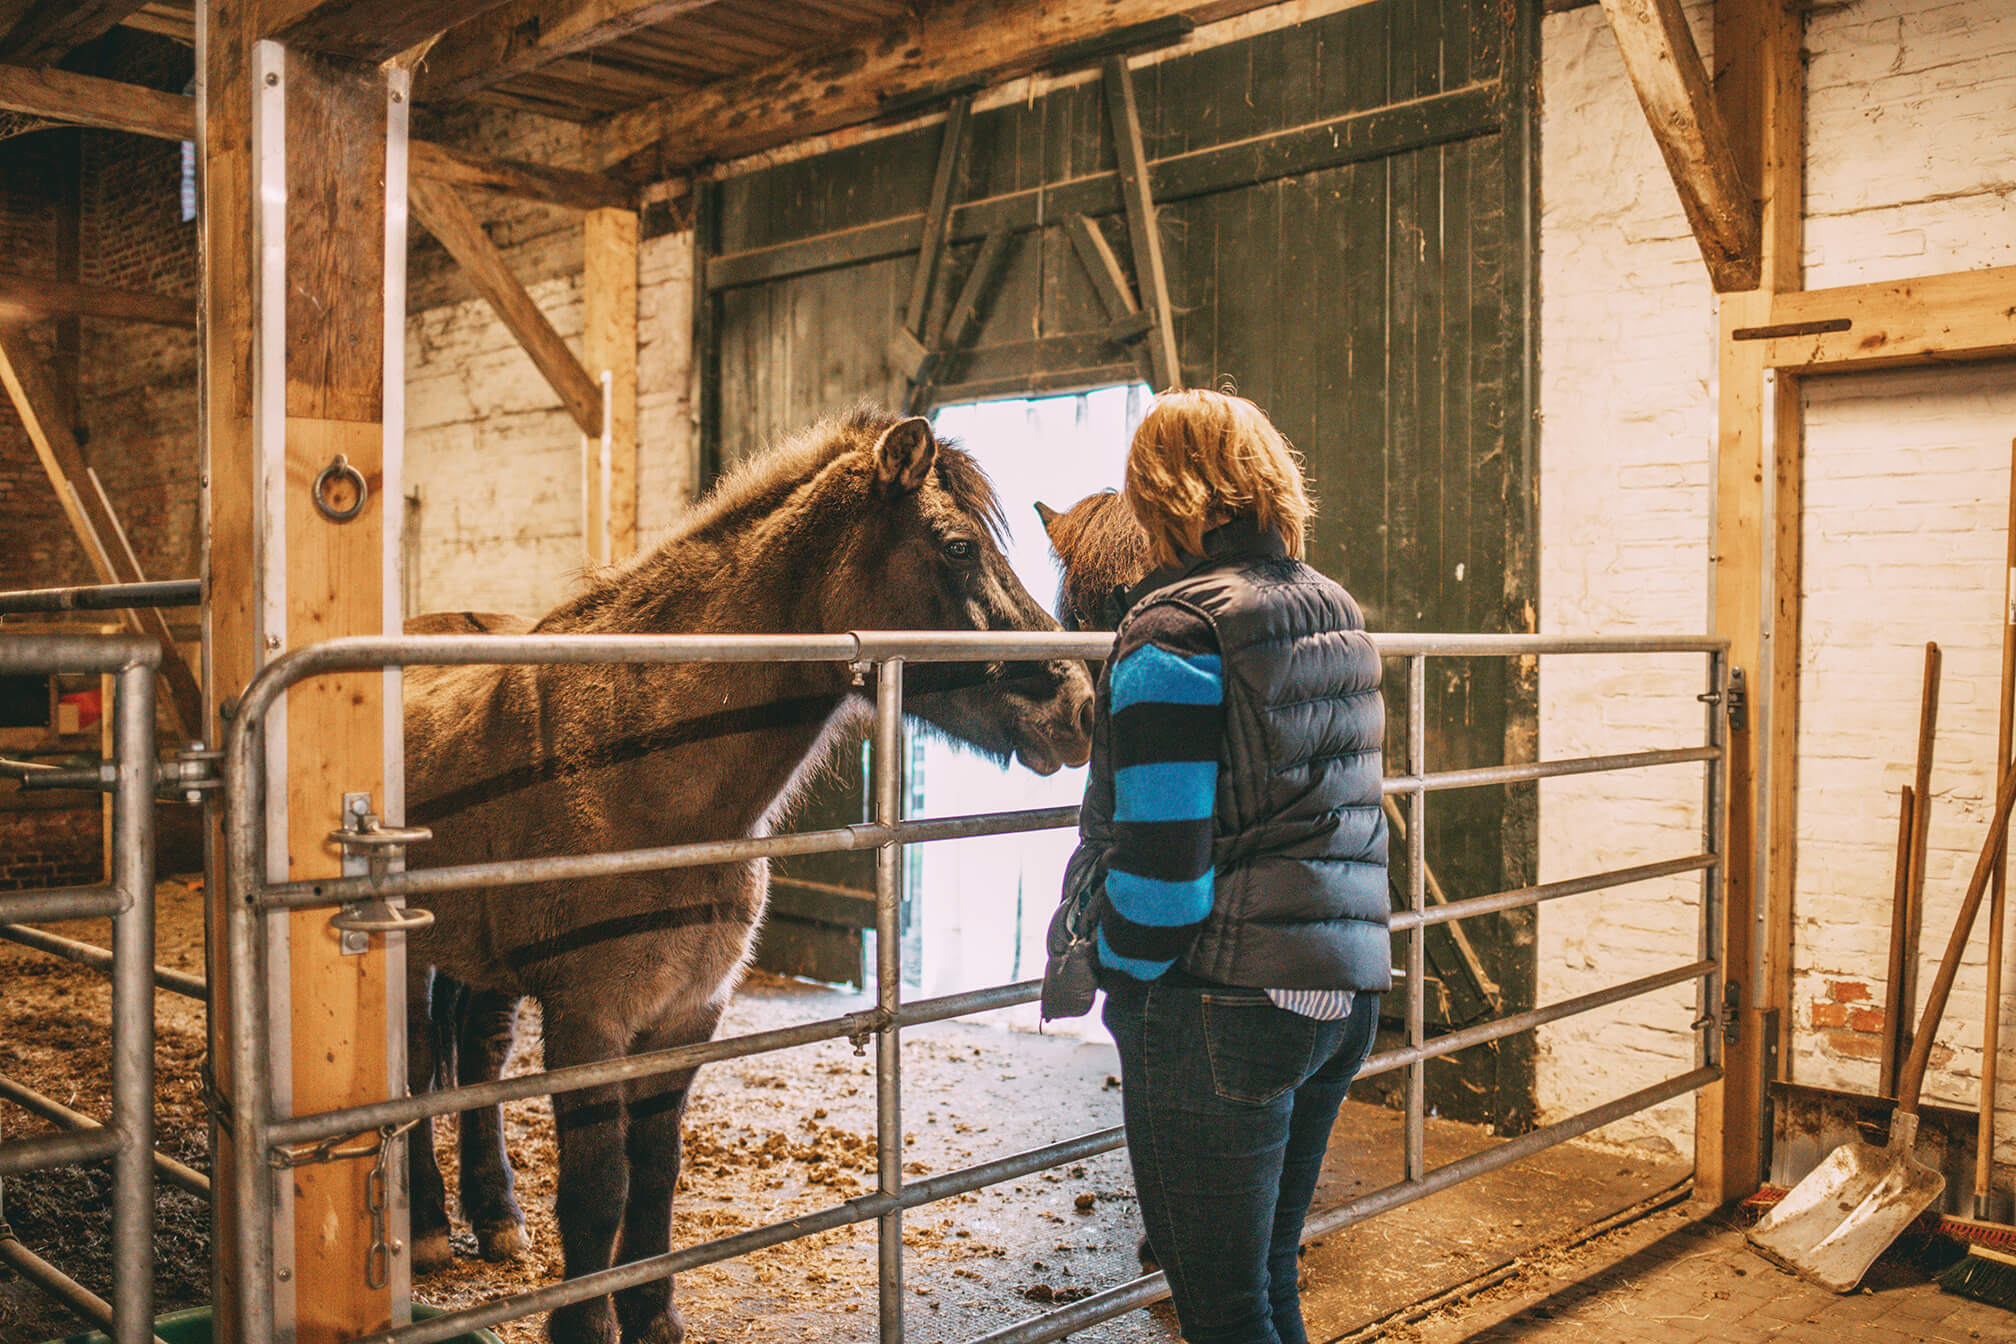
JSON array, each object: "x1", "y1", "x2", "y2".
[{"x1": 1123, "y1": 389, "x2": 1313, "y2": 567}]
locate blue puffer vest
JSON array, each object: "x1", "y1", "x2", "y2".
[{"x1": 1082, "y1": 520, "x2": 1390, "y2": 991}]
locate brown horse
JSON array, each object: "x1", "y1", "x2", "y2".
[
  {"x1": 1033, "y1": 490, "x2": 1152, "y2": 632},
  {"x1": 402, "y1": 407, "x2": 1093, "y2": 1344}
]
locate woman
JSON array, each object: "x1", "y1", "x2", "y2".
[{"x1": 1073, "y1": 389, "x2": 1388, "y2": 1344}]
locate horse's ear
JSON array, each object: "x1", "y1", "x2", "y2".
[
  {"x1": 1033, "y1": 501, "x2": 1061, "y2": 532},
  {"x1": 873, "y1": 417, "x2": 937, "y2": 495}
]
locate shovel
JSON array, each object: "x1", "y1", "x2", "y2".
[{"x1": 1749, "y1": 756, "x2": 2016, "y2": 1291}]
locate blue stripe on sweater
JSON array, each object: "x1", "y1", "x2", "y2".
[
  {"x1": 1110, "y1": 646, "x2": 1224, "y2": 711},
  {"x1": 1097, "y1": 927, "x2": 1176, "y2": 981},
  {"x1": 1113, "y1": 760, "x2": 1219, "y2": 823},
  {"x1": 1107, "y1": 868, "x2": 1214, "y2": 927}
]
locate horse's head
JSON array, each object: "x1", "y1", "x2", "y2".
[
  {"x1": 1034, "y1": 491, "x2": 1154, "y2": 634},
  {"x1": 811, "y1": 408, "x2": 1093, "y2": 776}
]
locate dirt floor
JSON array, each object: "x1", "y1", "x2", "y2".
[{"x1": 3, "y1": 879, "x2": 1713, "y2": 1344}]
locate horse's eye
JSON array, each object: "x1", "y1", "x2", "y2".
[{"x1": 943, "y1": 538, "x2": 977, "y2": 562}]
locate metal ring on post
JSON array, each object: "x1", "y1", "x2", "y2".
[
  {"x1": 311, "y1": 454, "x2": 369, "y2": 523},
  {"x1": 329, "y1": 900, "x2": 435, "y2": 936}
]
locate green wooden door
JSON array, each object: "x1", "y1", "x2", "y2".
[{"x1": 698, "y1": 0, "x2": 1537, "y2": 1124}]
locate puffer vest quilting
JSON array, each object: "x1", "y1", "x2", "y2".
[{"x1": 1084, "y1": 545, "x2": 1391, "y2": 992}]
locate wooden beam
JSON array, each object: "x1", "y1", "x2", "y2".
[
  {"x1": 0, "y1": 0, "x2": 150, "y2": 64},
  {"x1": 411, "y1": 175, "x2": 604, "y2": 437},
  {"x1": 582, "y1": 207, "x2": 637, "y2": 562},
  {"x1": 415, "y1": 0, "x2": 724, "y2": 104},
  {"x1": 1598, "y1": 0, "x2": 1761, "y2": 292},
  {"x1": 0, "y1": 65, "x2": 630, "y2": 212},
  {"x1": 1696, "y1": 0, "x2": 1803, "y2": 1209},
  {"x1": 889, "y1": 97, "x2": 973, "y2": 387},
  {"x1": 0, "y1": 323, "x2": 203, "y2": 737},
  {"x1": 408, "y1": 138, "x2": 635, "y2": 211},
  {"x1": 1756, "y1": 266, "x2": 2016, "y2": 372},
  {"x1": 0, "y1": 273, "x2": 196, "y2": 327},
  {"x1": 588, "y1": 0, "x2": 1288, "y2": 178},
  {"x1": 264, "y1": 0, "x2": 516, "y2": 64},
  {"x1": 0, "y1": 62, "x2": 193, "y2": 139},
  {"x1": 1103, "y1": 57, "x2": 1180, "y2": 389}
]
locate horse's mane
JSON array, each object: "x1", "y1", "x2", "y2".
[
  {"x1": 544, "y1": 403, "x2": 1007, "y2": 628},
  {"x1": 1047, "y1": 490, "x2": 1152, "y2": 631}
]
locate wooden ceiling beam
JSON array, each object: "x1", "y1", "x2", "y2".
[
  {"x1": 414, "y1": 0, "x2": 727, "y2": 104},
  {"x1": 586, "y1": 0, "x2": 1285, "y2": 180},
  {"x1": 0, "y1": 273, "x2": 196, "y2": 327},
  {"x1": 0, "y1": 0, "x2": 151, "y2": 65},
  {"x1": 410, "y1": 175, "x2": 605, "y2": 437},
  {"x1": 262, "y1": 0, "x2": 517, "y2": 64},
  {"x1": 1597, "y1": 0, "x2": 1761, "y2": 291},
  {"x1": 0, "y1": 63, "x2": 634, "y2": 210}
]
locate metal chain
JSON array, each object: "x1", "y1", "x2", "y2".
[{"x1": 267, "y1": 1118, "x2": 420, "y2": 1289}]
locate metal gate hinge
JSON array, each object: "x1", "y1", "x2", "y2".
[
  {"x1": 328, "y1": 793, "x2": 435, "y2": 953},
  {"x1": 1694, "y1": 981, "x2": 1741, "y2": 1044},
  {"x1": 157, "y1": 743, "x2": 223, "y2": 804}
]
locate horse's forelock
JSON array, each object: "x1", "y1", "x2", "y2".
[{"x1": 932, "y1": 444, "x2": 1009, "y2": 548}]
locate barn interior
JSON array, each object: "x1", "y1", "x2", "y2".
[{"x1": 0, "y1": 0, "x2": 2013, "y2": 1342}]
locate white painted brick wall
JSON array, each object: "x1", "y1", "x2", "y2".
[
  {"x1": 1539, "y1": 0, "x2": 2016, "y2": 1161},
  {"x1": 403, "y1": 231, "x2": 695, "y2": 619}
]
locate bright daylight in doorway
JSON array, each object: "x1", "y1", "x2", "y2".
[{"x1": 908, "y1": 385, "x2": 1148, "y2": 1033}]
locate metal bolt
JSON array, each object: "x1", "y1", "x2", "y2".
[
  {"x1": 276, "y1": 1267, "x2": 291, "y2": 1281},
  {"x1": 391, "y1": 90, "x2": 404, "y2": 103},
  {"x1": 265, "y1": 73, "x2": 278, "y2": 86}
]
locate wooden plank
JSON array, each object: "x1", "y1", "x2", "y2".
[
  {"x1": 0, "y1": 62, "x2": 193, "y2": 139},
  {"x1": 1597, "y1": 0, "x2": 1759, "y2": 291},
  {"x1": 902, "y1": 96, "x2": 972, "y2": 339},
  {"x1": 0, "y1": 0, "x2": 150, "y2": 64},
  {"x1": 589, "y1": 0, "x2": 1298, "y2": 177},
  {"x1": 583, "y1": 207, "x2": 638, "y2": 562},
  {"x1": 0, "y1": 273, "x2": 198, "y2": 328},
  {"x1": 0, "y1": 323, "x2": 203, "y2": 737},
  {"x1": 265, "y1": 0, "x2": 516, "y2": 64},
  {"x1": 1102, "y1": 57, "x2": 1179, "y2": 388},
  {"x1": 198, "y1": 2, "x2": 257, "y2": 1332},
  {"x1": 408, "y1": 139, "x2": 635, "y2": 212},
  {"x1": 705, "y1": 81, "x2": 1500, "y2": 292},
  {"x1": 410, "y1": 175, "x2": 604, "y2": 437},
  {"x1": 415, "y1": 0, "x2": 727, "y2": 104},
  {"x1": 1758, "y1": 266, "x2": 2016, "y2": 372},
  {"x1": 1064, "y1": 213, "x2": 1140, "y2": 318}
]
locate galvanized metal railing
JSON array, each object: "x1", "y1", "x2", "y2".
[
  {"x1": 221, "y1": 630, "x2": 1727, "y2": 1344},
  {"x1": 0, "y1": 633, "x2": 161, "y2": 1344}
]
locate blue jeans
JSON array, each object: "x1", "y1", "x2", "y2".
[{"x1": 1101, "y1": 972, "x2": 1381, "y2": 1344}]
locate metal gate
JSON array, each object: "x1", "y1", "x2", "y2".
[
  {"x1": 0, "y1": 633, "x2": 161, "y2": 1344},
  {"x1": 217, "y1": 628, "x2": 1726, "y2": 1344}
]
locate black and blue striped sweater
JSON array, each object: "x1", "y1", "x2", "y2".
[{"x1": 1095, "y1": 602, "x2": 1227, "y2": 980}]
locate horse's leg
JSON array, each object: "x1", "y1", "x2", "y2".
[
  {"x1": 457, "y1": 989, "x2": 528, "y2": 1261},
  {"x1": 612, "y1": 1007, "x2": 720, "y2": 1344},
  {"x1": 409, "y1": 965, "x2": 455, "y2": 1276},
  {"x1": 544, "y1": 1002, "x2": 633, "y2": 1344}
]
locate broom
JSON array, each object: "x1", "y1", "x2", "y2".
[{"x1": 1937, "y1": 1243, "x2": 2016, "y2": 1310}]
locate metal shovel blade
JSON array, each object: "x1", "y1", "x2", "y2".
[{"x1": 1747, "y1": 1124, "x2": 1945, "y2": 1293}]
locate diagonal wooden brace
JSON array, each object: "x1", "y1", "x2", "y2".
[{"x1": 1102, "y1": 57, "x2": 1181, "y2": 389}]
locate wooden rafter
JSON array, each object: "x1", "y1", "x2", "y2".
[
  {"x1": 1598, "y1": 0, "x2": 1761, "y2": 292},
  {"x1": 411, "y1": 175, "x2": 605, "y2": 438},
  {"x1": 0, "y1": 273, "x2": 196, "y2": 327},
  {"x1": 0, "y1": 64, "x2": 635, "y2": 212},
  {"x1": 0, "y1": 323, "x2": 203, "y2": 737},
  {"x1": 587, "y1": 0, "x2": 1283, "y2": 178},
  {"x1": 888, "y1": 97, "x2": 972, "y2": 389},
  {"x1": 263, "y1": 0, "x2": 516, "y2": 64},
  {"x1": 416, "y1": 0, "x2": 726, "y2": 104},
  {"x1": 0, "y1": 0, "x2": 150, "y2": 65}
]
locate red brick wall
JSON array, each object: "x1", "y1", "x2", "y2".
[{"x1": 0, "y1": 802, "x2": 102, "y2": 891}]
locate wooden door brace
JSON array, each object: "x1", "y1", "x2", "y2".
[
  {"x1": 904, "y1": 227, "x2": 1017, "y2": 415},
  {"x1": 1102, "y1": 57, "x2": 1181, "y2": 390},
  {"x1": 888, "y1": 95, "x2": 974, "y2": 393}
]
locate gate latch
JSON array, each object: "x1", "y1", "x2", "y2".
[
  {"x1": 328, "y1": 793, "x2": 434, "y2": 954},
  {"x1": 1708, "y1": 667, "x2": 1748, "y2": 733},
  {"x1": 1694, "y1": 979, "x2": 1741, "y2": 1045}
]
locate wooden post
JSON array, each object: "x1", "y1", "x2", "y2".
[
  {"x1": 1695, "y1": 0, "x2": 1803, "y2": 1206},
  {"x1": 202, "y1": 10, "x2": 408, "y2": 1340},
  {"x1": 1102, "y1": 57, "x2": 1181, "y2": 390},
  {"x1": 583, "y1": 206, "x2": 637, "y2": 563}
]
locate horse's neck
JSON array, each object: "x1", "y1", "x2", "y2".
[{"x1": 527, "y1": 529, "x2": 849, "y2": 836}]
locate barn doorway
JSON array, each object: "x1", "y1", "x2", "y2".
[{"x1": 908, "y1": 384, "x2": 1148, "y2": 1032}]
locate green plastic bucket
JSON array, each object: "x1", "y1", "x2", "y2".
[{"x1": 49, "y1": 1304, "x2": 501, "y2": 1344}]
